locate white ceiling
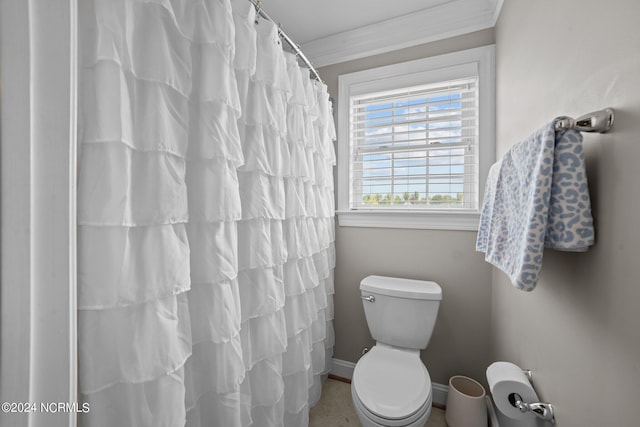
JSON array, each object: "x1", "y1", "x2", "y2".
[
  {"x1": 258, "y1": 0, "x2": 503, "y2": 67},
  {"x1": 261, "y1": 0, "x2": 454, "y2": 45}
]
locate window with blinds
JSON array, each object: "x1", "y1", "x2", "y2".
[{"x1": 349, "y1": 77, "x2": 479, "y2": 211}]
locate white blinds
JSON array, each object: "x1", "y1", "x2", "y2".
[{"x1": 349, "y1": 76, "x2": 478, "y2": 210}]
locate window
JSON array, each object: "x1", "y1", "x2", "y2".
[
  {"x1": 351, "y1": 77, "x2": 478, "y2": 210},
  {"x1": 337, "y1": 46, "x2": 495, "y2": 230}
]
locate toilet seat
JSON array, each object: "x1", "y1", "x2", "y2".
[
  {"x1": 352, "y1": 386, "x2": 431, "y2": 427},
  {"x1": 352, "y1": 345, "x2": 432, "y2": 425}
]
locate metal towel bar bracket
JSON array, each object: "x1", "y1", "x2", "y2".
[{"x1": 555, "y1": 108, "x2": 614, "y2": 133}]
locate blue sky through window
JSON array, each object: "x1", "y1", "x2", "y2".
[{"x1": 358, "y1": 91, "x2": 466, "y2": 204}]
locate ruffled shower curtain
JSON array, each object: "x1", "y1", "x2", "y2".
[{"x1": 77, "y1": 0, "x2": 336, "y2": 426}]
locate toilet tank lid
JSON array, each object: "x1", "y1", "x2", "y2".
[{"x1": 360, "y1": 275, "x2": 442, "y2": 300}]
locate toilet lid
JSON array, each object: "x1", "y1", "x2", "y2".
[{"x1": 353, "y1": 346, "x2": 431, "y2": 420}]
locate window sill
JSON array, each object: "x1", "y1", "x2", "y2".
[{"x1": 336, "y1": 210, "x2": 480, "y2": 231}]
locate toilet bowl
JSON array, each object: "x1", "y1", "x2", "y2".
[
  {"x1": 351, "y1": 276, "x2": 442, "y2": 427},
  {"x1": 351, "y1": 344, "x2": 432, "y2": 427}
]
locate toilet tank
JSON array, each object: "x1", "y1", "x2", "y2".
[{"x1": 360, "y1": 275, "x2": 442, "y2": 350}]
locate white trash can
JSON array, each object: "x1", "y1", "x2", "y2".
[{"x1": 445, "y1": 375, "x2": 487, "y2": 427}]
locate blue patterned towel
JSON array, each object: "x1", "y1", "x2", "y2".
[{"x1": 476, "y1": 119, "x2": 594, "y2": 291}]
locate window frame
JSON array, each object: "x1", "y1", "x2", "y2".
[{"x1": 337, "y1": 45, "x2": 495, "y2": 230}]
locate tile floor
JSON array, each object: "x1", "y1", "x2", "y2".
[{"x1": 309, "y1": 378, "x2": 447, "y2": 427}]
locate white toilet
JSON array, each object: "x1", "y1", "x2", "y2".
[{"x1": 351, "y1": 275, "x2": 442, "y2": 427}]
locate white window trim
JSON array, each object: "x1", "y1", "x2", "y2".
[{"x1": 337, "y1": 45, "x2": 495, "y2": 231}]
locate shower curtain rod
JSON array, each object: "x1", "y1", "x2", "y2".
[{"x1": 247, "y1": 0, "x2": 324, "y2": 84}]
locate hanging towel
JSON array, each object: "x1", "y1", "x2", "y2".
[{"x1": 476, "y1": 119, "x2": 594, "y2": 291}]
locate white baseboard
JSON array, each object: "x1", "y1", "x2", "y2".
[
  {"x1": 431, "y1": 382, "x2": 449, "y2": 407},
  {"x1": 330, "y1": 358, "x2": 449, "y2": 407},
  {"x1": 330, "y1": 358, "x2": 356, "y2": 380}
]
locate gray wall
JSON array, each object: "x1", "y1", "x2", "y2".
[
  {"x1": 319, "y1": 1, "x2": 640, "y2": 423},
  {"x1": 493, "y1": 1, "x2": 640, "y2": 426},
  {"x1": 319, "y1": 29, "x2": 495, "y2": 386}
]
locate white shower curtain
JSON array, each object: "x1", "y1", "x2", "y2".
[{"x1": 77, "y1": 0, "x2": 335, "y2": 426}]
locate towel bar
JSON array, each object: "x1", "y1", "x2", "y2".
[{"x1": 555, "y1": 108, "x2": 614, "y2": 133}]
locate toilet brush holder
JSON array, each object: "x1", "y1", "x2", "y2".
[{"x1": 445, "y1": 376, "x2": 487, "y2": 427}]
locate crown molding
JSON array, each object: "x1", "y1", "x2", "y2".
[{"x1": 304, "y1": 0, "x2": 502, "y2": 68}]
